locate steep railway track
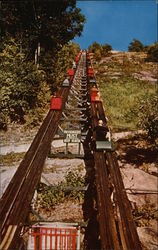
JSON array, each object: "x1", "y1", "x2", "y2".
[{"x1": 0, "y1": 51, "x2": 142, "y2": 250}]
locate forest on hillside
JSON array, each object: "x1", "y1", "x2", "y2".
[{"x1": 0, "y1": 0, "x2": 85, "y2": 129}]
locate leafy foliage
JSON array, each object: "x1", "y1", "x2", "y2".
[
  {"x1": 88, "y1": 41, "x2": 112, "y2": 58},
  {"x1": 0, "y1": 152, "x2": 25, "y2": 166},
  {"x1": 0, "y1": 39, "x2": 46, "y2": 129},
  {"x1": 133, "y1": 203, "x2": 158, "y2": 227},
  {"x1": 40, "y1": 42, "x2": 80, "y2": 93},
  {"x1": 88, "y1": 42, "x2": 102, "y2": 53},
  {"x1": 37, "y1": 183, "x2": 65, "y2": 208},
  {"x1": 128, "y1": 39, "x2": 144, "y2": 52},
  {"x1": 64, "y1": 169, "x2": 85, "y2": 201},
  {"x1": 102, "y1": 43, "x2": 112, "y2": 56},
  {"x1": 0, "y1": 39, "x2": 81, "y2": 129},
  {"x1": 0, "y1": 0, "x2": 85, "y2": 56},
  {"x1": 94, "y1": 49, "x2": 102, "y2": 60},
  {"x1": 146, "y1": 42, "x2": 158, "y2": 62},
  {"x1": 0, "y1": 1, "x2": 84, "y2": 129},
  {"x1": 136, "y1": 93, "x2": 158, "y2": 143},
  {"x1": 37, "y1": 169, "x2": 85, "y2": 208}
]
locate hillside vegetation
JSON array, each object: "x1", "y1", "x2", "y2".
[{"x1": 89, "y1": 45, "x2": 157, "y2": 142}]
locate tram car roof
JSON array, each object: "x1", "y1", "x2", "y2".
[{"x1": 62, "y1": 78, "x2": 70, "y2": 87}]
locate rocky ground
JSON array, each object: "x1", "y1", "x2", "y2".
[
  {"x1": 115, "y1": 134, "x2": 158, "y2": 250},
  {"x1": 0, "y1": 129, "x2": 157, "y2": 249},
  {"x1": 94, "y1": 51, "x2": 157, "y2": 83}
]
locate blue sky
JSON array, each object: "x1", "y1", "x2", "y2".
[{"x1": 73, "y1": 0, "x2": 157, "y2": 51}]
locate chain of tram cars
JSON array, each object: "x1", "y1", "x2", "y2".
[
  {"x1": 50, "y1": 50, "x2": 113, "y2": 151},
  {"x1": 86, "y1": 52, "x2": 113, "y2": 151},
  {"x1": 50, "y1": 51, "x2": 80, "y2": 110}
]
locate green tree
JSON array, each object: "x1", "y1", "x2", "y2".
[
  {"x1": 146, "y1": 42, "x2": 158, "y2": 62},
  {"x1": 40, "y1": 42, "x2": 80, "y2": 93},
  {"x1": 101, "y1": 43, "x2": 112, "y2": 56},
  {"x1": 0, "y1": 0, "x2": 85, "y2": 57},
  {"x1": 88, "y1": 42, "x2": 102, "y2": 53},
  {"x1": 88, "y1": 42, "x2": 112, "y2": 59},
  {"x1": 0, "y1": 39, "x2": 45, "y2": 128},
  {"x1": 0, "y1": 39, "x2": 81, "y2": 129},
  {"x1": 0, "y1": 0, "x2": 85, "y2": 92},
  {"x1": 0, "y1": 1, "x2": 85, "y2": 129},
  {"x1": 94, "y1": 49, "x2": 102, "y2": 60},
  {"x1": 128, "y1": 39, "x2": 144, "y2": 52}
]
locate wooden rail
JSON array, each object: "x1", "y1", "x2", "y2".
[
  {"x1": 88, "y1": 52, "x2": 142, "y2": 249},
  {"x1": 0, "y1": 56, "x2": 83, "y2": 249},
  {"x1": 0, "y1": 51, "x2": 142, "y2": 250}
]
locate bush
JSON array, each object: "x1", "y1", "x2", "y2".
[
  {"x1": 94, "y1": 49, "x2": 102, "y2": 60},
  {"x1": 37, "y1": 169, "x2": 85, "y2": 208},
  {"x1": 128, "y1": 39, "x2": 144, "y2": 52},
  {"x1": 88, "y1": 42, "x2": 112, "y2": 61},
  {"x1": 101, "y1": 43, "x2": 112, "y2": 56},
  {"x1": 146, "y1": 42, "x2": 158, "y2": 62},
  {"x1": 133, "y1": 203, "x2": 158, "y2": 227},
  {"x1": 0, "y1": 39, "x2": 46, "y2": 128},
  {"x1": 40, "y1": 42, "x2": 80, "y2": 93},
  {"x1": 137, "y1": 93, "x2": 158, "y2": 143},
  {"x1": 65, "y1": 170, "x2": 85, "y2": 201},
  {"x1": 88, "y1": 42, "x2": 102, "y2": 53},
  {"x1": 0, "y1": 39, "x2": 80, "y2": 129}
]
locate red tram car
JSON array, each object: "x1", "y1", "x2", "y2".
[
  {"x1": 75, "y1": 56, "x2": 79, "y2": 63},
  {"x1": 90, "y1": 87, "x2": 101, "y2": 102},
  {"x1": 68, "y1": 69, "x2": 74, "y2": 77},
  {"x1": 88, "y1": 67, "x2": 94, "y2": 78},
  {"x1": 50, "y1": 96, "x2": 62, "y2": 110}
]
